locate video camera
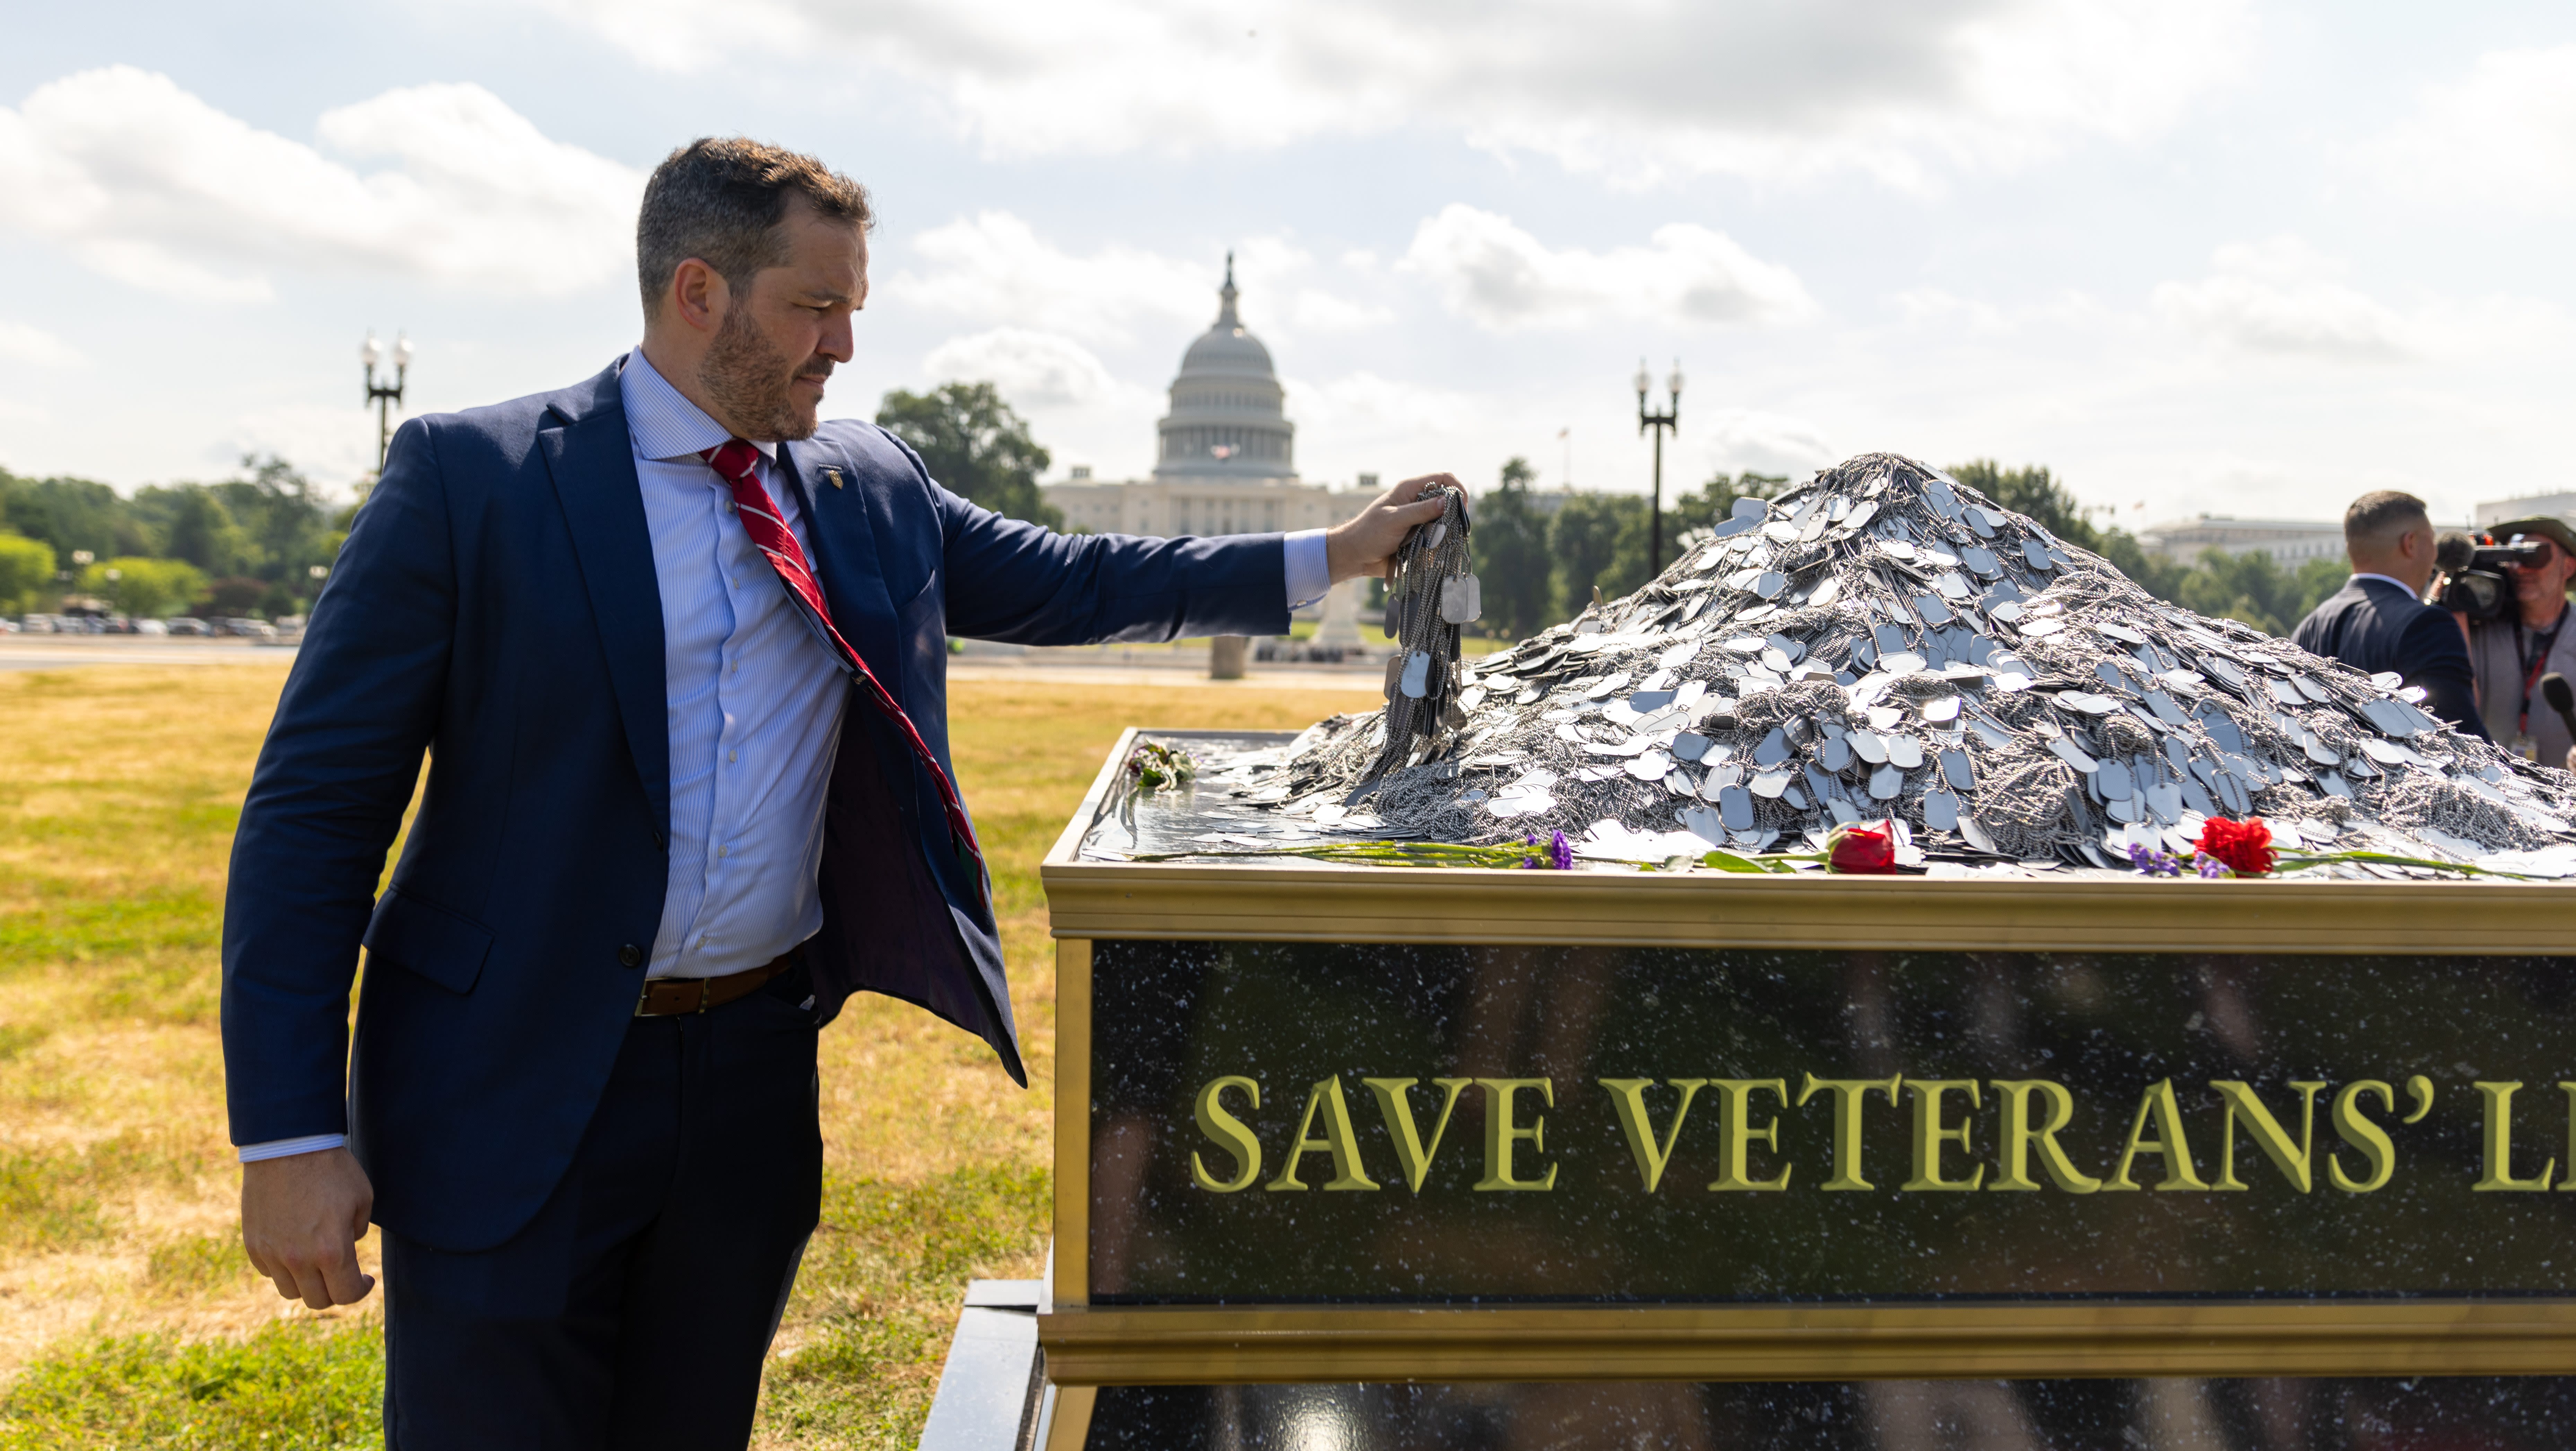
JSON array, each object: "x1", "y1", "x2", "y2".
[{"x1": 2434, "y1": 531, "x2": 2549, "y2": 620}]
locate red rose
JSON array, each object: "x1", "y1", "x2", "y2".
[
  {"x1": 1827, "y1": 820, "x2": 1899, "y2": 874},
  {"x1": 2194, "y1": 816, "x2": 2276, "y2": 876}
]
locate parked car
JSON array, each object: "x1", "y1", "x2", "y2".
[
  {"x1": 164, "y1": 617, "x2": 212, "y2": 636},
  {"x1": 220, "y1": 617, "x2": 279, "y2": 639},
  {"x1": 0, "y1": 617, "x2": 18, "y2": 633},
  {"x1": 135, "y1": 618, "x2": 169, "y2": 635}
]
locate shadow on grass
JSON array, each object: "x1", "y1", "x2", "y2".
[{"x1": 0, "y1": 1163, "x2": 1048, "y2": 1450}]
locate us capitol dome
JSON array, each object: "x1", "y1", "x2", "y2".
[{"x1": 1044, "y1": 255, "x2": 1363, "y2": 545}]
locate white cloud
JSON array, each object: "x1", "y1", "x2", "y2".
[
  {"x1": 220, "y1": 403, "x2": 384, "y2": 492},
  {"x1": 1286, "y1": 290, "x2": 1391, "y2": 333},
  {"x1": 1400, "y1": 205, "x2": 1815, "y2": 332},
  {"x1": 921, "y1": 326, "x2": 1125, "y2": 408},
  {"x1": 1699, "y1": 409, "x2": 1839, "y2": 478},
  {"x1": 0, "y1": 67, "x2": 642, "y2": 301},
  {"x1": 2152, "y1": 238, "x2": 2413, "y2": 361},
  {"x1": 1286, "y1": 371, "x2": 1486, "y2": 441},
  {"x1": 0, "y1": 320, "x2": 86, "y2": 368},
  {"x1": 526, "y1": 0, "x2": 2251, "y2": 188},
  {"x1": 890, "y1": 211, "x2": 1223, "y2": 342},
  {"x1": 2365, "y1": 45, "x2": 2576, "y2": 212}
]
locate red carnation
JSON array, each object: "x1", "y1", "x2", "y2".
[
  {"x1": 1827, "y1": 820, "x2": 1899, "y2": 875},
  {"x1": 2194, "y1": 816, "x2": 2276, "y2": 877}
]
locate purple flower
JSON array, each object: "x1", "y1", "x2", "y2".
[
  {"x1": 1521, "y1": 832, "x2": 1543, "y2": 870},
  {"x1": 2196, "y1": 855, "x2": 2232, "y2": 879},
  {"x1": 1549, "y1": 830, "x2": 1574, "y2": 872},
  {"x1": 2125, "y1": 842, "x2": 2181, "y2": 878}
]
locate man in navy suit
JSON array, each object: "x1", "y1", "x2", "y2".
[
  {"x1": 222, "y1": 138, "x2": 1451, "y2": 1448},
  {"x1": 2292, "y1": 489, "x2": 2485, "y2": 736}
]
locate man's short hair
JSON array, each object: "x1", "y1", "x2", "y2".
[
  {"x1": 2345, "y1": 490, "x2": 2430, "y2": 551},
  {"x1": 636, "y1": 138, "x2": 872, "y2": 317}
]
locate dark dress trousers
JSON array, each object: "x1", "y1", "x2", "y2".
[
  {"x1": 219, "y1": 363, "x2": 1289, "y2": 1444},
  {"x1": 2291, "y1": 576, "x2": 2486, "y2": 737}
]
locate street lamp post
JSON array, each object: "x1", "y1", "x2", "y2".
[
  {"x1": 362, "y1": 332, "x2": 413, "y2": 470},
  {"x1": 1635, "y1": 358, "x2": 1683, "y2": 575}
]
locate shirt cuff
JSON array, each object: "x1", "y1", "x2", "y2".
[
  {"x1": 238, "y1": 1133, "x2": 348, "y2": 1163},
  {"x1": 1284, "y1": 529, "x2": 1332, "y2": 611}
]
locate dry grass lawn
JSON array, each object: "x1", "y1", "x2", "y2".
[{"x1": 0, "y1": 663, "x2": 1374, "y2": 1448}]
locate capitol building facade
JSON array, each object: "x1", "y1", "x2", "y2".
[{"x1": 1043, "y1": 257, "x2": 1360, "y2": 548}]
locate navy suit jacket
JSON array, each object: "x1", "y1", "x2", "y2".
[
  {"x1": 2291, "y1": 577, "x2": 2486, "y2": 737},
  {"x1": 220, "y1": 362, "x2": 1289, "y2": 1250}
]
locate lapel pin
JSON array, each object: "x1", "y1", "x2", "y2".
[{"x1": 823, "y1": 466, "x2": 845, "y2": 490}]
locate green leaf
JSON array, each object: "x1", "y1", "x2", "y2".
[{"x1": 1701, "y1": 850, "x2": 1780, "y2": 874}]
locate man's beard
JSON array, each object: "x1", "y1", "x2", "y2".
[{"x1": 700, "y1": 302, "x2": 831, "y2": 442}]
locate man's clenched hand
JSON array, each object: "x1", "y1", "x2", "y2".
[
  {"x1": 1324, "y1": 473, "x2": 1464, "y2": 585},
  {"x1": 242, "y1": 1147, "x2": 376, "y2": 1309}
]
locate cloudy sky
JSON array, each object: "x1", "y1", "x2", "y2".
[{"x1": 2, "y1": 1, "x2": 2571, "y2": 531}]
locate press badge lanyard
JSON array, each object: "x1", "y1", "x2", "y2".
[{"x1": 2517, "y1": 619, "x2": 2562, "y2": 738}]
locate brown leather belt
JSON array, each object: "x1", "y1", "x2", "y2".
[{"x1": 634, "y1": 950, "x2": 798, "y2": 1017}]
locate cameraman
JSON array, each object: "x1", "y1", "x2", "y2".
[
  {"x1": 2293, "y1": 491, "x2": 2486, "y2": 737},
  {"x1": 2462, "y1": 516, "x2": 2576, "y2": 768}
]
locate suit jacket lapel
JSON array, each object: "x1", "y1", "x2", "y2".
[
  {"x1": 541, "y1": 372, "x2": 671, "y2": 839},
  {"x1": 779, "y1": 439, "x2": 899, "y2": 690}
]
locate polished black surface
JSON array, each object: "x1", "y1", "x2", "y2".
[
  {"x1": 1090, "y1": 942, "x2": 2576, "y2": 1303},
  {"x1": 1082, "y1": 1378, "x2": 2576, "y2": 1451}
]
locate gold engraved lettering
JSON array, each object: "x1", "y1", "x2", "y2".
[
  {"x1": 1599, "y1": 1079, "x2": 1709, "y2": 1193},
  {"x1": 1704, "y1": 1079, "x2": 1793, "y2": 1192},
  {"x1": 1473, "y1": 1078, "x2": 1559, "y2": 1191},
  {"x1": 1190, "y1": 1076, "x2": 1262, "y2": 1192},
  {"x1": 2104, "y1": 1079, "x2": 2210, "y2": 1192},
  {"x1": 1798, "y1": 1075, "x2": 1901, "y2": 1191},
  {"x1": 2211, "y1": 1081, "x2": 2325, "y2": 1193},
  {"x1": 1362, "y1": 1077, "x2": 1473, "y2": 1194},
  {"x1": 1988, "y1": 1079, "x2": 2100, "y2": 1193},
  {"x1": 2561, "y1": 1083, "x2": 2576, "y2": 1192},
  {"x1": 2403, "y1": 1074, "x2": 2435, "y2": 1124},
  {"x1": 1902, "y1": 1079, "x2": 1985, "y2": 1191},
  {"x1": 2327, "y1": 1081, "x2": 2397, "y2": 1192},
  {"x1": 1264, "y1": 1077, "x2": 1381, "y2": 1192},
  {"x1": 2474, "y1": 1082, "x2": 2557, "y2": 1192}
]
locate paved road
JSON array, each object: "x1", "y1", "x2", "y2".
[
  {"x1": 0, "y1": 636, "x2": 303, "y2": 670},
  {"x1": 0, "y1": 635, "x2": 1385, "y2": 692}
]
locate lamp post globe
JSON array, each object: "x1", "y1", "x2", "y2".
[{"x1": 363, "y1": 331, "x2": 411, "y2": 471}]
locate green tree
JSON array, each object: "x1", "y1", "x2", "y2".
[
  {"x1": 0, "y1": 471, "x2": 153, "y2": 561},
  {"x1": 83, "y1": 557, "x2": 207, "y2": 620},
  {"x1": 201, "y1": 577, "x2": 271, "y2": 617},
  {"x1": 1471, "y1": 457, "x2": 1557, "y2": 639},
  {"x1": 1948, "y1": 460, "x2": 2099, "y2": 546},
  {"x1": 2170, "y1": 548, "x2": 2347, "y2": 636},
  {"x1": 146, "y1": 486, "x2": 257, "y2": 577},
  {"x1": 875, "y1": 382, "x2": 1064, "y2": 530},
  {"x1": 1550, "y1": 492, "x2": 1651, "y2": 619},
  {"x1": 1673, "y1": 469, "x2": 1791, "y2": 532},
  {"x1": 0, "y1": 531, "x2": 55, "y2": 613}
]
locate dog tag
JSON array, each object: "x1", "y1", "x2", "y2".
[
  {"x1": 1439, "y1": 574, "x2": 1482, "y2": 624},
  {"x1": 1399, "y1": 651, "x2": 1432, "y2": 699}
]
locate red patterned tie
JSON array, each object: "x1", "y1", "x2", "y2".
[{"x1": 699, "y1": 439, "x2": 987, "y2": 891}]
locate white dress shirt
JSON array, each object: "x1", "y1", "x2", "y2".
[
  {"x1": 241, "y1": 349, "x2": 1332, "y2": 1161},
  {"x1": 2348, "y1": 572, "x2": 2425, "y2": 601}
]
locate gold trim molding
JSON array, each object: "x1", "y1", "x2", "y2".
[{"x1": 1036, "y1": 1300, "x2": 2576, "y2": 1384}]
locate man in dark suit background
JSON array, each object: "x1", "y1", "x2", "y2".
[
  {"x1": 2292, "y1": 489, "x2": 2485, "y2": 736},
  {"x1": 222, "y1": 138, "x2": 1452, "y2": 1448}
]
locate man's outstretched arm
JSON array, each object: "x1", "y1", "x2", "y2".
[{"x1": 937, "y1": 470, "x2": 1461, "y2": 645}]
